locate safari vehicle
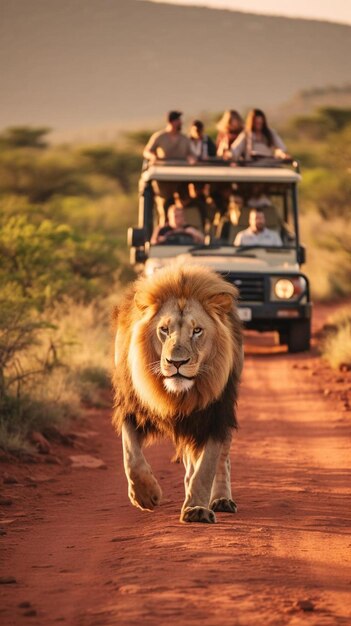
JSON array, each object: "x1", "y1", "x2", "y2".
[{"x1": 128, "y1": 159, "x2": 312, "y2": 353}]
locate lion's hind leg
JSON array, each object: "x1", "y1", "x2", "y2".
[
  {"x1": 122, "y1": 418, "x2": 162, "y2": 511},
  {"x1": 210, "y1": 434, "x2": 237, "y2": 513}
]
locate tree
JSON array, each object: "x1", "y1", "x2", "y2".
[{"x1": 0, "y1": 126, "x2": 51, "y2": 149}]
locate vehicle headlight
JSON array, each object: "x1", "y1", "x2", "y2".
[
  {"x1": 274, "y1": 278, "x2": 295, "y2": 299},
  {"x1": 272, "y1": 276, "x2": 307, "y2": 300}
]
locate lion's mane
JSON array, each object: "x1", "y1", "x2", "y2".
[{"x1": 112, "y1": 265, "x2": 243, "y2": 452}]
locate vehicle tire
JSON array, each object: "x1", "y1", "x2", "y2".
[
  {"x1": 278, "y1": 330, "x2": 288, "y2": 346},
  {"x1": 287, "y1": 319, "x2": 311, "y2": 353}
]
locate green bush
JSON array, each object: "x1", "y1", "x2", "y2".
[
  {"x1": 0, "y1": 149, "x2": 90, "y2": 202},
  {"x1": 0, "y1": 214, "x2": 119, "y2": 305},
  {"x1": 288, "y1": 107, "x2": 351, "y2": 141},
  {"x1": 81, "y1": 145, "x2": 141, "y2": 192},
  {"x1": 289, "y1": 114, "x2": 333, "y2": 140}
]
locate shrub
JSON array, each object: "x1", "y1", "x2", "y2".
[
  {"x1": 287, "y1": 107, "x2": 351, "y2": 141},
  {"x1": 0, "y1": 296, "x2": 112, "y2": 452},
  {"x1": 0, "y1": 292, "x2": 53, "y2": 400},
  {"x1": 81, "y1": 146, "x2": 141, "y2": 193},
  {"x1": 124, "y1": 129, "x2": 156, "y2": 147},
  {"x1": 319, "y1": 107, "x2": 351, "y2": 132},
  {"x1": 301, "y1": 169, "x2": 351, "y2": 220},
  {"x1": 0, "y1": 213, "x2": 119, "y2": 305},
  {"x1": 0, "y1": 148, "x2": 89, "y2": 202},
  {"x1": 289, "y1": 114, "x2": 333, "y2": 140},
  {"x1": 301, "y1": 213, "x2": 351, "y2": 300},
  {"x1": 322, "y1": 309, "x2": 351, "y2": 370}
]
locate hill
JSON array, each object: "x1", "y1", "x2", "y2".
[
  {"x1": 270, "y1": 85, "x2": 351, "y2": 124},
  {"x1": 1, "y1": 0, "x2": 351, "y2": 132}
]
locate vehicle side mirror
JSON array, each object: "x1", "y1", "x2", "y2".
[
  {"x1": 297, "y1": 245, "x2": 306, "y2": 265},
  {"x1": 127, "y1": 227, "x2": 146, "y2": 248}
]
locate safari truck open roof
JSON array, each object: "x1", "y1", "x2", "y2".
[{"x1": 141, "y1": 163, "x2": 301, "y2": 184}]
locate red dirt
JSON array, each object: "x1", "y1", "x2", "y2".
[{"x1": 1, "y1": 305, "x2": 350, "y2": 626}]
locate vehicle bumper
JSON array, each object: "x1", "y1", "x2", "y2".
[{"x1": 238, "y1": 302, "x2": 312, "y2": 330}]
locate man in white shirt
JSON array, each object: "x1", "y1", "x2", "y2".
[{"x1": 234, "y1": 208, "x2": 282, "y2": 247}]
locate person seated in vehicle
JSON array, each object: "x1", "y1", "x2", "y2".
[
  {"x1": 186, "y1": 182, "x2": 217, "y2": 231},
  {"x1": 230, "y1": 109, "x2": 289, "y2": 161},
  {"x1": 216, "y1": 110, "x2": 244, "y2": 157},
  {"x1": 143, "y1": 111, "x2": 195, "y2": 163},
  {"x1": 211, "y1": 182, "x2": 235, "y2": 217},
  {"x1": 234, "y1": 208, "x2": 282, "y2": 247},
  {"x1": 216, "y1": 193, "x2": 244, "y2": 240},
  {"x1": 247, "y1": 183, "x2": 272, "y2": 209},
  {"x1": 188, "y1": 120, "x2": 216, "y2": 160},
  {"x1": 150, "y1": 204, "x2": 204, "y2": 245}
]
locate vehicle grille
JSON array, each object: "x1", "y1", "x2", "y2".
[{"x1": 220, "y1": 273, "x2": 265, "y2": 303}]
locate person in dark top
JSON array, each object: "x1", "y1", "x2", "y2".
[
  {"x1": 186, "y1": 182, "x2": 218, "y2": 230},
  {"x1": 151, "y1": 204, "x2": 204, "y2": 245},
  {"x1": 189, "y1": 120, "x2": 216, "y2": 159}
]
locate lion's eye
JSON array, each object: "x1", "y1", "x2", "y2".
[
  {"x1": 159, "y1": 326, "x2": 169, "y2": 335},
  {"x1": 193, "y1": 327, "x2": 203, "y2": 336}
]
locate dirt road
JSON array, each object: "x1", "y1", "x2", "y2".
[{"x1": 1, "y1": 316, "x2": 350, "y2": 625}]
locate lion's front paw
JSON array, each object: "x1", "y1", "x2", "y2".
[
  {"x1": 180, "y1": 506, "x2": 216, "y2": 524},
  {"x1": 128, "y1": 469, "x2": 162, "y2": 511},
  {"x1": 210, "y1": 497, "x2": 238, "y2": 513}
]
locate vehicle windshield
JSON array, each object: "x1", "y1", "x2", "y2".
[{"x1": 150, "y1": 180, "x2": 297, "y2": 250}]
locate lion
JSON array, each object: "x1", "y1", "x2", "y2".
[{"x1": 112, "y1": 265, "x2": 243, "y2": 523}]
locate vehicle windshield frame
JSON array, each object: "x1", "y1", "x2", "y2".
[{"x1": 145, "y1": 178, "x2": 300, "y2": 253}]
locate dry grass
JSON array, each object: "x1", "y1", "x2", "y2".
[
  {"x1": 300, "y1": 213, "x2": 351, "y2": 301},
  {"x1": 48, "y1": 299, "x2": 113, "y2": 406},
  {"x1": 322, "y1": 308, "x2": 351, "y2": 370},
  {"x1": 0, "y1": 297, "x2": 116, "y2": 452}
]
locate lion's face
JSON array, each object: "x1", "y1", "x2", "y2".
[
  {"x1": 116, "y1": 265, "x2": 242, "y2": 420},
  {"x1": 153, "y1": 298, "x2": 217, "y2": 394}
]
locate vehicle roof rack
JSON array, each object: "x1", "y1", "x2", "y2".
[{"x1": 142, "y1": 157, "x2": 300, "y2": 173}]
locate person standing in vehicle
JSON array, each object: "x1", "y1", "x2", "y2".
[
  {"x1": 189, "y1": 120, "x2": 216, "y2": 159},
  {"x1": 234, "y1": 208, "x2": 282, "y2": 246},
  {"x1": 143, "y1": 111, "x2": 194, "y2": 163},
  {"x1": 230, "y1": 109, "x2": 288, "y2": 161},
  {"x1": 143, "y1": 111, "x2": 195, "y2": 225},
  {"x1": 216, "y1": 110, "x2": 244, "y2": 156}
]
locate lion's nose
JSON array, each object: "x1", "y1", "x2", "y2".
[{"x1": 166, "y1": 358, "x2": 190, "y2": 369}]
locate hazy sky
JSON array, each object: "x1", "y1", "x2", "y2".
[{"x1": 149, "y1": 0, "x2": 351, "y2": 25}]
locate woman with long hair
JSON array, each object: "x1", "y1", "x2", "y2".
[
  {"x1": 216, "y1": 110, "x2": 243, "y2": 156},
  {"x1": 230, "y1": 108, "x2": 288, "y2": 160}
]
